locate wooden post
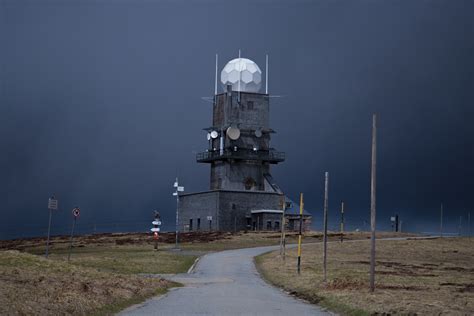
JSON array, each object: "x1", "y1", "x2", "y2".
[
  {"x1": 323, "y1": 172, "x2": 329, "y2": 283},
  {"x1": 297, "y1": 193, "x2": 304, "y2": 274},
  {"x1": 440, "y1": 203, "x2": 443, "y2": 238},
  {"x1": 468, "y1": 211, "x2": 471, "y2": 237},
  {"x1": 459, "y1": 216, "x2": 462, "y2": 236},
  {"x1": 369, "y1": 113, "x2": 377, "y2": 293},
  {"x1": 280, "y1": 196, "x2": 286, "y2": 259},
  {"x1": 340, "y1": 201, "x2": 344, "y2": 243}
]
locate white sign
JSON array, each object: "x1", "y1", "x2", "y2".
[
  {"x1": 172, "y1": 192, "x2": 178, "y2": 196},
  {"x1": 390, "y1": 216, "x2": 396, "y2": 221},
  {"x1": 177, "y1": 186, "x2": 184, "y2": 192},
  {"x1": 48, "y1": 198, "x2": 58, "y2": 210},
  {"x1": 173, "y1": 181, "x2": 178, "y2": 187},
  {"x1": 152, "y1": 220, "x2": 161, "y2": 226},
  {"x1": 207, "y1": 216, "x2": 212, "y2": 221},
  {"x1": 72, "y1": 208, "x2": 80, "y2": 217},
  {"x1": 151, "y1": 227, "x2": 160, "y2": 232}
]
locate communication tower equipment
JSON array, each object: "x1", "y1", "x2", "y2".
[
  {"x1": 226, "y1": 127, "x2": 241, "y2": 140},
  {"x1": 210, "y1": 131, "x2": 219, "y2": 139},
  {"x1": 255, "y1": 129, "x2": 262, "y2": 138}
]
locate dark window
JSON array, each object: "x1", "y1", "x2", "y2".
[
  {"x1": 274, "y1": 221, "x2": 280, "y2": 231},
  {"x1": 197, "y1": 218, "x2": 201, "y2": 230},
  {"x1": 189, "y1": 219, "x2": 193, "y2": 231},
  {"x1": 232, "y1": 203, "x2": 236, "y2": 210},
  {"x1": 247, "y1": 101, "x2": 254, "y2": 110},
  {"x1": 244, "y1": 177, "x2": 256, "y2": 190},
  {"x1": 266, "y1": 221, "x2": 272, "y2": 230}
]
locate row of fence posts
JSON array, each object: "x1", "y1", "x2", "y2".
[
  {"x1": 279, "y1": 114, "x2": 379, "y2": 292},
  {"x1": 278, "y1": 113, "x2": 472, "y2": 292}
]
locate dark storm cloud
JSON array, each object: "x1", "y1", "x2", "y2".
[{"x1": 1, "y1": 0, "x2": 473, "y2": 238}]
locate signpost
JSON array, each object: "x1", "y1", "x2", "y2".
[
  {"x1": 207, "y1": 216, "x2": 212, "y2": 231},
  {"x1": 68, "y1": 207, "x2": 80, "y2": 262},
  {"x1": 45, "y1": 195, "x2": 58, "y2": 258},
  {"x1": 151, "y1": 211, "x2": 161, "y2": 250},
  {"x1": 173, "y1": 178, "x2": 184, "y2": 250}
]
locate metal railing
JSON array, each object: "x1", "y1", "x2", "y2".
[{"x1": 196, "y1": 148, "x2": 285, "y2": 163}]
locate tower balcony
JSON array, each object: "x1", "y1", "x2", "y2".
[{"x1": 196, "y1": 148, "x2": 285, "y2": 164}]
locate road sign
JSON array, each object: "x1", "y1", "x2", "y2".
[
  {"x1": 172, "y1": 192, "x2": 178, "y2": 196},
  {"x1": 207, "y1": 216, "x2": 212, "y2": 221},
  {"x1": 177, "y1": 186, "x2": 184, "y2": 192},
  {"x1": 390, "y1": 216, "x2": 396, "y2": 221},
  {"x1": 152, "y1": 220, "x2": 161, "y2": 226},
  {"x1": 48, "y1": 198, "x2": 58, "y2": 210},
  {"x1": 151, "y1": 227, "x2": 160, "y2": 232},
  {"x1": 72, "y1": 208, "x2": 80, "y2": 217}
]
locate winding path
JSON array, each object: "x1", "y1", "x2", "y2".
[{"x1": 120, "y1": 245, "x2": 329, "y2": 316}]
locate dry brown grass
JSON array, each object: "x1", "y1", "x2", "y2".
[
  {"x1": 0, "y1": 250, "x2": 176, "y2": 315},
  {"x1": 256, "y1": 237, "x2": 474, "y2": 315}
]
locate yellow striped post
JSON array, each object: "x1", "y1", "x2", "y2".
[{"x1": 297, "y1": 193, "x2": 304, "y2": 274}]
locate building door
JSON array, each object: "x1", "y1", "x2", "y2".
[
  {"x1": 189, "y1": 219, "x2": 193, "y2": 231},
  {"x1": 266, "y1": 221, "x2": 272, "y2": 230},
  {"x1": 197, "y1": 218, "x2": 201, "y2": 231}
]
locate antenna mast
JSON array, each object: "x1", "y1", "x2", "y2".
[
  {"x1": 238, "y1": 49, "x2": 242, "y2": 102},
  {"x1": 265, "y1": 54, "x2": 269, "y2": 94},
  {"x1": 214, "y1": 54, "x2": 218, "y2": 95}
]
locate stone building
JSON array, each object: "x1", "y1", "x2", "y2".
[{"x1": 178, "y1": 56, "x2": 311, "y2": 232}]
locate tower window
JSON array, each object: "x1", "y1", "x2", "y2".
[{"x1": 247, "y1": 101, "x2": 254, "y2": 110}]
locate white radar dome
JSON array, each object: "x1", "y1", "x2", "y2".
[{"x1": 221, "y1": 58, "x2": 262, "y2": 93}]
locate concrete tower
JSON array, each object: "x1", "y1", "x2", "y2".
[
  {"x1": 178, "y1": 56, "x2": 311, "y2": 232},
  {"x1": 197, "y1": 64, "x2": 285, "y2": 191}
]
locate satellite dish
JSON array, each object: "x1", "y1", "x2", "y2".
[
  {"x1": 255, "y1": 129, "x2": 262, "y2": 138},
  {"x1": 207, "y1": 133, "x2": 211, "y2": 141},
  {"x1": 210, "y1": 131, "x2": 219, "y2": 139},
  {"x1": 226, "y1": 127, "x2": 240, "y2": 140}
]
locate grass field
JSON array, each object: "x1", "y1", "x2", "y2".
[
  {"x1": 256, "y1": 237, "x2": 474, "y2": 315},
  {"x1": 0, "y1": 230, "x2": 419, "y2": 315},
  {"x1": 0, "y1": 250, "x2": 178, "y2": 315}
]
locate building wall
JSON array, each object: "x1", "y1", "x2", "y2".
[
  {"x1": 178, "y1": 190, "x2": 284, "y2": 232},
  {"x1": 178, "y1": 191, "x2": 219, "y2": 231}
]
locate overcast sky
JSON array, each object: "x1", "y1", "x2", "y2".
[{"x1": 1, "y1": 0, "x2": 473, "y2": 239}]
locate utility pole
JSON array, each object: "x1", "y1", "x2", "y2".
[
  {"x1": 297, "y1": 193, "x2": 304, "y2": 274},
  {"x1": 323, "y1": 172, "x2": 329, "y2": 283},
  {"x1": 369, "y1": 113, "x2": 377, "y2": 293},
  {"x1": 440, "y1": 203, "x2": 443, "y2": 238},
  {"x1": 340, "y1": 201, "x2": 344, "y2": 243}
]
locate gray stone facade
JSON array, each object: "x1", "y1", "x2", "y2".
[{"x1": 179, "y1": 190, "x2": 284, "y2": 232}]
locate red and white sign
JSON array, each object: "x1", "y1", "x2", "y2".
[{"x1": 72, "y1": 208, "x2": 80, "y2": 217}]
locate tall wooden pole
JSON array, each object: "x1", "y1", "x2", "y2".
[
  {"x1": 369, "y1": 113, "x2": 377, "y2": 292},
  {"x1": 340, "y1": 201, "x2": 345, "y2": 243},
  {"x1": 323, "y1": 172, "x2": 329, "y2": 283}
]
